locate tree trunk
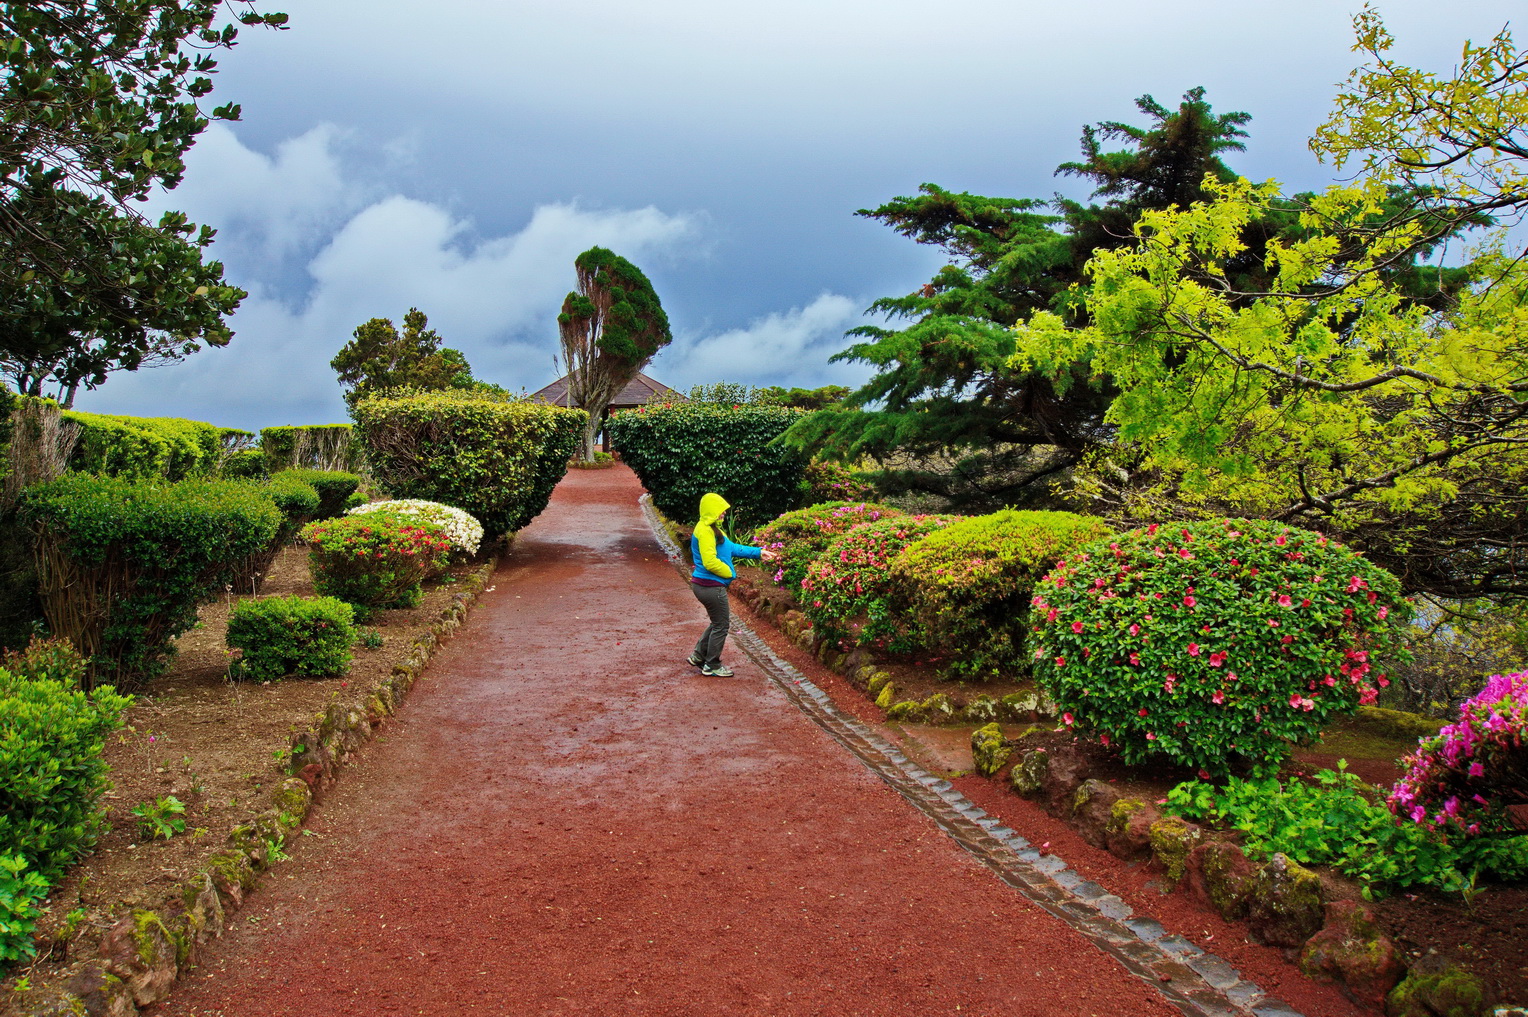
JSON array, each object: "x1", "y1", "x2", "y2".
[{"x1": 581, "y1": 410, "x2": 600, "y2": 462}]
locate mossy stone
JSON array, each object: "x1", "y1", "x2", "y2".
[
  {"x1": 1386, "y1": 965, "x2": 1494, "y2": 1017},
  {"x1": 971, "y1": 722, "x2": 1011, "y2": 777},
  {"x1": 874, "y1": 682, "x2": 896, "y2": 710},
  {"x1": 1010, "y1": 748, "x2": 1050, "y2": 796},
  {"x1": 867, "y1": 670, "x2": 891, "y2": 696},
  {"x1": 1147, "y1": 815, "x2": 1204, "y2": 890}
]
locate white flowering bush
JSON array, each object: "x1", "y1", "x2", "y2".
[{"x1": 346, "y1": 499, "x2": 483, "y2": 557}]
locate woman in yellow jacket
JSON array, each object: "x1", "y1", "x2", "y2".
[{"x1": 687, "y1": 492, "x2": 776, "y2": 676}]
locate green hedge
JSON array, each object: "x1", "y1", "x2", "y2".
[
  {"x1": 229, "y1": 474, "x2": 321, "y2": 594},
  {"x1": 0, "y1": 666, "x2": 130, "y2": 880},
  {"x1": 22, "y1": 476, "x2": 283, "y2": 690},
  {"x1": 353, "y1": 392, "x2": 584, "y2": 538},
  {"x1": 62, "y1": 412, "x2": 226, "y2": 480},
  {"x1": 221, "y1": 448, "x2": 266, "y2": 479},
  {"x1": 280, "y1": 468, "x2": 362, "y2": 520},
  {"x1": 887, "y1": 510, "x2": 1113, "y2": 679},
  {"x1": 259, "y1": 424, "x2": 360, "y2": 473},
  {"x1": 606, "y1": 403, "x2": 809, "y2": 531},
  {"x1": 226, "y1": 595, "x2": 355, "y2": 680}
]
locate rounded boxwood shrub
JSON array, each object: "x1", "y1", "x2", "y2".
[
  {"x1": 226, "y1": 595, "x2": 356, "y2": 680},
  {"x1": 1030, "y1": 519, "x2": 1409, "y2": 774},
  {"x1": 301, "y1": 512, "x2": 451, "y2": 619},
  {"x1": 0, "y1": 666, "x2": 131, "y2": 880},
  {"x1": 1389, "y1": 670, "x2": 1527, "y2": 836},
  {"x1": 888, "y1": 510, "x2": 1113, "y2": 680},
  {"x1": 607, "y1": 402, "x2": 809, "y2": 532},
  {"x1": 800, "y1": 514, "x2": 958, "y2": 650},
  {"x1": 23, "y1": 476, "x2": 283, "y2": 690},
  {"x1": 752, "y1": 501, "x2": 904, "y2": 591},
  {"x1": 279, "y1": 468, "x2": 362, "y2": 520},
  {"x1": 355, "y1": 393, "x2": 583, "y2": 538},
  {"x1": 346, "y1": 499, "x2": 483, "y2": 557}
]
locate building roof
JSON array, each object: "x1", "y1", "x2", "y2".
[{"x1": 529, "y1": 371, "x2": 687, "y2": 409}]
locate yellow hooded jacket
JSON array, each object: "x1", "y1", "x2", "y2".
[{"x1": 690, "y1": 492, "x2": 762, "y2": 584}]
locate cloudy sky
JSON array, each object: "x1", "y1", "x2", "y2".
[{"x1": 81, "y1": 0, "x2": 1521, "y2": 430}]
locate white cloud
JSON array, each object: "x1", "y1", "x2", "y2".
[
  {"x1": 664, "y1": 294, "x2": 873, "y2": 391},
  {"x1": 80, "y1": 129, "x2": 701, "y2": 428}
]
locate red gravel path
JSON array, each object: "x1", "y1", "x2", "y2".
[{"x1": 154, "y1": 467, "x2": 1190, "y2": 1017}]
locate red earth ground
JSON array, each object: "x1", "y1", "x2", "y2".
[{"x1": 151, "y1": 467, "x2": 1371, "y2": 1017}]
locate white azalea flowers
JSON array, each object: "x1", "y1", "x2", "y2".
[{"x1": 345, "y1": 499, "x2": 484, "y2": 557}]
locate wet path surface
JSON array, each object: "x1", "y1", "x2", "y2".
[{"x1": 156, "y1": 467, "x2": 1190, "y2": 1017}]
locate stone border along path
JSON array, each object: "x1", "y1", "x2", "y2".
[{"x1": 641, "y1": 495, "x2": 1307, "y2": 1017}]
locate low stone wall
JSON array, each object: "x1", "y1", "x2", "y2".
[
  {"x1": 22, "y1": 557, "x2": 500, "y2": 1017},
  {"x1": 1007, "y1": 739, "x2": 1500, "y2": 1016}
]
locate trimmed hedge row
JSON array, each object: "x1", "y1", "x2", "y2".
[
  {"x1": 22, "y1": 476, "x2": 283, "y2": 690},
  {"x1": 354, "y1": 392, "x2": 584, "y2": 538},
  {"x1": 259, "y1": 424, "x2": 360, "y2": 473},
  {"x1": 607, "y1": 403, "x2": 809, "y2": 531},
  {"x1": 61, "y1": 411, "x2": 242, "y2": 481}
]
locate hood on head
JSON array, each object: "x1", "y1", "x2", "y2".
[{"x1": 698, "y1": 492, "x2": 730, "y2": 525}]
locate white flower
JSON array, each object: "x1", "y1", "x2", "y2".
[{"x1": 346, "y1": 499, "x2": 483, "y2": 556}]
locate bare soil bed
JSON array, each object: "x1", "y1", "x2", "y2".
[{"x1": 6, "y1": 541, "x2": 495, "y2": 997}]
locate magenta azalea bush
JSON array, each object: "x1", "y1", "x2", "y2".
[
  {"x1": 752, "y1": 501, "x2": 904, "y2": 591},
  {"x1": 800, "y1": 514, "x2": 958, "y2": 650},
  {"x1": 1389, "y1": 670, "x2": 1527, "y2": 837},
  {"x1": 1031, "y1": 519, "x2": 1409, "y2": 774}
]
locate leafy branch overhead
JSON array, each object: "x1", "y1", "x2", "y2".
[
  {"x1": 557, "y1": 246, "x2": 672, "y2": 460},
  {"x1": 0, "y1": 1, "x2": 288, "y2": 403}
]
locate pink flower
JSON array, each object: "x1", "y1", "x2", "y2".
[
  {"x1": 1187, "y1": 643, "x2": 1201, "y2": 656},
  {"x1": 1183, "y1": 595, "x2": 1197, "y2": 607},
  {"x1": 1128, "y1": 624, "x2": 1140, "y2": 636},
  {"x1": 1211, "y1": 689, "x2": 1225, "y2": 705},
  {"x1": 1277, "y1": 594, "x2": 1292, "y2": 607},
  {"x1": 1468, "y1": 762, "x2": 1485, "y2": 778},
  {"x1": 1138, "y1": 708, "x2": 1148, "y2": 717},
  {"x1": 1071, "y1": 621, "x2": 1085, "y2": 634},
  {"x1": 1377, "y1": 606, "x2": 1389, "y2": 620},
  {"x1": 1146, "y1": 732, "x2": 1157, "y2": 740},
  {"x1": 1062, "y1": 712, "x2": 1075, "y2": 726}
]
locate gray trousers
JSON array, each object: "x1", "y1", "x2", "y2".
[{"x1": 690, "y1": 582, "x2": 730, "y2": 667}]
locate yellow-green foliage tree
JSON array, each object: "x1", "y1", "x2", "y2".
[{"x1": 1010, "y1": 9, "x2": 1528, "y2": 602}]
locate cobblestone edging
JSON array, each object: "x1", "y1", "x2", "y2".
[
  {"x1": 21, "y1": 555, "x2": 502, "y2": 1017},
  {"x1": 641, "y1": 494, "x2": 1306, "y2": 1017}
]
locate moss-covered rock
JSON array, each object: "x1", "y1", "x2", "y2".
[
  {"x1": 1186, "y1": 839, "x2": 1256, "y2": 918},
  {"x1": 1147, "y1": 815, "x2": 1203, "y2": 889},
  {"x1": 1354, "y1": 705, "x2": 1445, "y2": 741},
  {"x1": 1104, "y1": 798, "x2": 1159, "y2": 861},
  {"x1": 971, "y1": 722, "x2": 1012, "y2": 777},
  {"x1": 874, "y1": 681, "x2": 896, "y2": 710},
  {"x1": 1010, "y1": 748, "x2": 1050, "y2": 797},
  {"x1": 1247, "y1": 853, "x2": 1324, "y2": 948},
  {"x1": 99, "y1": 910, "x2": 181, "y2": 1007},
  {"x1": 1072, "y1": 779, "x2": 1123, "y2": 849},
  {"x1": 867, "y1": 670, "x2": 891, "y2": 696},
  {"x1": 965, "y1": 694, "x2": 1000, "y2": 724},
  {"x1": 1386, "y1": 964, "x2": 1495, "y2": 1017},
  {"x1": 1298, "y1": 900, "x2": 1406, "y2": 1009}
]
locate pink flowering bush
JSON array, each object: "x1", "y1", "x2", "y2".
[
  {"x1": 1389, "y1": 670, "x2": 1528, "y2": 837},
  {"x1": 752, "y1": 501, "x2": 904, "y2": 591},
  {"x1": 888, "y1": 510, "x2": 1113, "y2": 680},
  {"x1": 300, "y1": 512, "x2": 452, "y2": 619},
  {"x1": 800, "y1": 515, "x2": 958, "y2": 650},
  {"x1": 1031, "y1": 519, "x2": 1408, "y2": 774}
]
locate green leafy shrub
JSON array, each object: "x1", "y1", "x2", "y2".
[
  {"x1": 801, "y1": 514, "x2": 958, "y2": 650},
  {"x1": 226, "y1": 595, "x2": 356, "y2": 680},
  {"x1": 279, "y1": 468, "x2": 362, "y2": 520},
  {"x1": 300, "y1": 512, "x2": 451, "y2": 619},
  {"x1": 23, "y1": 476, "x2": 283, "y2": 690},
  {"x1": 799, "y1": 459, "x2": 877, "y2": 504},
  {"x1": 346, "y1": 499, "x2": 483, "y2": 556},
  {"x1": 131, "y1": 795, "x2": 187, "y2": 840},
  {"x1": 753, "y1": 501, "x2": 905, "y2": 591},
  {"x1": 607, "y1": 402, "x2": 809, "y2": 531},
  {"x1": 1031, "y1": 519, "x2": 1408, "y2": 774},
  {"x1": 259, "y1": 424, "x2": 360, "y2": 473},
  {"x1": 221, "y1": 448, "x2": 266, "y2": 480},
  {"x1": 0, "y1": 852, "x2": 48, "y2": 965},
  {"x1": 228, "y1": 474, "x2": 320, "y2": 595},
  {"x1": 61, "y1": 410, "x2": 171, "y2": 478},
  {"x1": 354, "y1": 392, "x2": 584, "y2": 538},
  {"x1": 0, "y1": 635, "x2": 87, "y2": 687},
  {"x1": 890, "y1": 510, "x2": 1112, "y2": 680},
  {"x1": 1166, "y1": 764, "x2": 1528, "y2": 895},
  {"x1": 62, "y1": 412, "x2": 224, "y2": 480},
  {"x1": 0, "y1": 666, "x2": 131, "y2": 880}
]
